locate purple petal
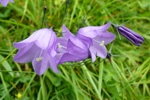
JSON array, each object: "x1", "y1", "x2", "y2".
[
  {"x1": 13, "y1": 42, "x2": 31, "y2": 49},
  {"x1": 120, "y1": 26, "x2": 145, "y2": 41},
  {"x1": 56, "y1": 37, "x2": 68, "y2": 53},
  {"x1": 13, "y1": 29, "x2": 45, "y2": 49},
  {"x1": 32, "y1": 51, "x2": 59, "y2": 75},
  {"x1": 77, "y1": 22, "x2": 111, "y2": 38},
  {"x1": 56, "y1": 53, "x2": 64, "y2": 64},
  {"x1": 10, "y1": 0, "x2": 14, "y2": 3},
  {"x1": 58, "y1": 53, "x2": 85, "y2": 64},
  {"x1": 13, "y1": 28, "x2": 57, "y2": 50},
  {"x1": 94, "y1": 31, "x2": 116, "y2": 45},
  {"x1": 56, "y1": 38, "x2": 68, "y2": 64},
  {"x1": 49, "y1": 46, "x2": 57, "y2": 57},
  {"x1": 67, "y1": 39, "x2": 88, "y2": 58},
  {"x1": 89, "y1": 40, "x2": 107, "y2": 60},
  {"x1": 62, "y1": 24, "x2": 75, "y2": 39},
  {"x1": 77, "y1": 34, "x2": 93, "y2": 46},
  {"x1": 57, "y1": 39, "x2": 88, "y2": 64},
  {"x1": 35, "y1": 29, "x2": 57, "y2": 50},
  {"x1": 48, "y1": 54, "x2": 60, "y2": 73},
  {"x1": 119, "y1": 30, "x2": 140, "y2": 46},
  {"x1": 0, "y1": 0, "x2": 9, "y2": 7},
  {"x1": 13, "y1": 43, "x2": 41, "y2": 63},
  {"x1": 57, "y1": 37, "x2": 67, "y2": 48},
  {"x1": 89, "y1": 49, "x2": 96, "y2": 62},
  {"x1": 69, "y1": 36, "x2": 88, "y2": 50},
  {"x1": 32, "y1": 52, "x2": 49, "y2": 75},
  {"x1": 119, "y1": 27, "x2": 143, "y2": 43}
]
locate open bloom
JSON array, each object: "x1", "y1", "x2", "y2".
[
  {"x1": 13, "y1": 28, "x2": 59, "y2": 75},
  {"x1": 0, "y1": 0, "x2": 14, "y2": 7},
  {"x1": 115, "y1": 25, "x2": 145, "y2": 46},
  {"x1": 56, "y1": 24, "x2": 89, "y2": 64},
  {"x1": 77, "y1": 22, "x2": 116, "y2": 62}
]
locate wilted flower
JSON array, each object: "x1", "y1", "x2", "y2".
[
  {"x1": 113, "y1": 24, "x2": 145, "y2": 46},
  {"x1": 13, "y1": 28, "x2": 59, "y2": 75},
  {"x1": 56, "y1": 24, "x2": 89, "y2": 64},
  {"x1": 0, "y1": 0, "x2": 14, "y2": 7},
  {"x1": 77, "y1": 22, "x2": 116, "y2": 62}
]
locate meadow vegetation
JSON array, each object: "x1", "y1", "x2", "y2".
[{"x1": 0, "y1": 0, "x2": 150, "y2": 100}]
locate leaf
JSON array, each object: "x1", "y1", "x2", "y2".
[
  {"x1": 45, "y1": 71, "x2": 62, "y2": 87},
  {"x1": 0, "y1": 55, "x2": 14, "y2": 77}
]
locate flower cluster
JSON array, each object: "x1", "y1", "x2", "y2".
[
  {"x1": 13, "y1": 22, "x2": 116, "y2": 75},
  {"x1": 1, "y1": 0, "x2": 145, "y2": 76}
]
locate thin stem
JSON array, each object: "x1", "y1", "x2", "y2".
[
  {"x1": 0, "y1": 49, "x2": 17, "y2": 64},
  {"x1": 77, "y1": 18, "x2": 86, "y2": 31},
  {"x1": 116, "y1": 27, "x2": 121, "y2": 40},
  {"x1": 111, "y1": 24, "x2": 121, "y2": 40},
  {"x1": 62, "y1": 59, "x2": 92, "y2": 66},
  {"x1": 41, "y1": 0, "x2": 48, "y2": 28},
  {"x1": 109, "y1": 58, "x2": 115, "y2": 70},
  {"x1": 96, "y1": 59, "x2": 105, "y2": 67},
  {"x1": 43, "y1": 0, "x2": 46, "y2": 6},
  {"x1": 112, "y1": 55, "x2": 126, "y2": 57},
  {"x1": 121, "y1": 19, "x2": 133, "y2": 26},
  {"x1": 59, "y1": 0, "x2": 70, "y2": 26},
  {"x1": 0, "y1": 70, "x2": 35, "y2": 73},
  {"x1": 109, "y1": 42, "x2": 113, "y2": 53},
  {"x1": 44, "y1": 7, "x2": 49, "y2": 28}
]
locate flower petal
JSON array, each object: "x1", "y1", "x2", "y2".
[
  {"x1": 119, "y1": 27, "x2": 143, "y2": 43},
  {"x1": 13, "y1": 28, "x2": 57, "y2": 50},
  {"x1": 77, "y1": 22, "x2": 111, "y2": 38},
  {"x1": 89, "y1": 41, "x2": 107, "y2": 60},
  {"x1": 0, "y1": 0, "x2": 9, "y2": 7},
  {"x1": 10, "y1": 0, "x2": 14, "y2": 3},
  {"x1": 32, "y1": 51, "x2": 59, "y2": 75},
  {"x1": 67, "y1": 39, "x2": 88, "y2": 58},
  {"x1": 58, "y1": 53, "x2": 85, "y2": 64},
  {"x1": 62, "y1": 24, "x2": 75, "y2": 39},
  {"x1": 118, "y1": 30, "x2": 141, "y2": 46},
  {"x1": 13, "y1": 42, "x2": 31, "y2": 49},
  {"x1": 57, "y1": 39, "x2": 88, "y2": 64},
  {"x1": 90, "y1": 49, "x2": 96, "y2": 62},
  {"x1": 77, "y1": 34, "x2": 93, "y2": 46},
  {"x1": 121, "y1": 26, "x2": 145, "y2": 41},
  {"x1": 13, "y1": 43, "x2": 41, "y2": 63},
  {"x1": 35, "y1": 29, "x2": 57, "y2": 50},
  {"x1": 69, "y1": 37, "x2": 88, "y2": 50},
  {"x1": 57, "y1": 37, "x2": 67, "y2": 48},
  {"x1": 32, "y1": 53, "x2": 49, "y2": 75},
  {"x1": 49, "y1": 54, "x2": 60, "y2": 73},
  {"x1": 56, "y1": 53, "x2": 64, "y2": 64},
  {"x1": 94, "y1": 31, "x2": 116, "y2": 45},
  {"x1": 56, "y1": 37, "x2": 68, "y2": 53}
]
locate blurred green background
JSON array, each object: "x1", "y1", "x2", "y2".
[{"x1": 0, "y1": 0, "x2": 150, "y2": 100}]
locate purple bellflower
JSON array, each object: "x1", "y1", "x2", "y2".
[
  {"x1": 13, "y1": 28, "x2": 59, "y2": 75},
  {"x1": 113, "y1": 24, "x2": 145, "y2": 46},
  {"x1": 56, "y1": 24, "x2": 89, "y2": 64},
  {"x1": 0, "y1": 0, "x2": 14, "y2": 7},
  {"x1": 77, "y1": 22, "x2": 116, "y2": 62}
]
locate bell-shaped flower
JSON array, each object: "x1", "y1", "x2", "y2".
[
  {"x1": 114, "y1": 25, "x2": 145, "y2": 46},
  {"x1": 0, "y1": 0, "x2": 14, "y2": 7},
  {"x1": 77, "y1": 22, "x2": 116, "y2": 62},
  {"x1": 56, "y1": 24, "x2": 89, "y2": 64},
  {"x1": 13, "y1": 28, "x2": 59, "y2": 75}
]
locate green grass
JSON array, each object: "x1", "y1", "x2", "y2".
[{"x1": 0, "y1": 0, "x2": 150, "y2": 100}]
